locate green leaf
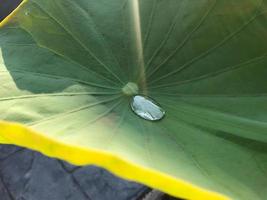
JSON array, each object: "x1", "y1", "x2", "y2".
[{"x1": 1, "y1": 0, "x2": 267, "y2": 199}]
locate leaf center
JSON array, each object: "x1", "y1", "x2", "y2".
[{"x1": 122, "y1": 82, "x2": 139, "y2": 96}]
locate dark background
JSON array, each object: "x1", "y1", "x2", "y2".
[{"x1": 0, "y1": 0, "x2": 23, "y2": 21}]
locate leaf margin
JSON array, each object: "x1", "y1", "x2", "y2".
[{"x1": 0, "y1": 120, "x2": 229, "y2": 200}]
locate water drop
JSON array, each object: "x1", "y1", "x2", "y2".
[{"x1": 130, "y1": 95, "x2": 165, "y2": 121}]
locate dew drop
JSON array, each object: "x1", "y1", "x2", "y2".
[{"x1": 130, "y1": 95, "x2": 165, "y2": 121}]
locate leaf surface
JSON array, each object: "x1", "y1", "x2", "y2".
[{"x1": 1, "y1": 0, "x2": 267, "y2": 199}]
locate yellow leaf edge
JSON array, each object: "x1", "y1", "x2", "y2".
[
  {"x1": 0, "y1": 0, "x2": 27, "y2": 28},
  {"x1": 0, "y1": 121, "x2": 230, "y2": 200}
]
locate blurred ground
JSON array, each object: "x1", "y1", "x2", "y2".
[
  {"x1": 0, "y1": 144, "x2": 150, "y2": 200},
  {"x1": 0, "y1": 145, "x2": 181, "y2": 200},
  {"x1": 0, "y1": 0, "x2": 23, "y2": 21}
]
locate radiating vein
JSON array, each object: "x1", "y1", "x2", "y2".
[
  {"x1": 147, "y1": 0, "x2": 217, "y2": 79},
  {"x1": 77, "y1": 99, "x2": 123, "y2": 131},
  {"x1": 0, "y1": 92, "x2": 120, "y2": 102},
  {"x1": 148, "y1": 53, "x2": 267, "y2": 89},
  {"x1": 149, "y1": 92, "x2": 267, "y2": 98},
  {"x1": 162, "y1": 100, "x2": 267, "y2": 143},
  {"x1": 136, "y1": 119, "x2": 152, "y2": 166},
  {"x1": 27, "y1": 95, "x2": 121, "y2": 126},
  {"x1": 121, "y1": 0, "x2": 131, "y2": 80},
  {"x1": 31, "y1": 1, "x2": 125, "y2": 85},
  {"x1": 1, "y1": 43, "x2": 36, "y2": 46},
  {"x1": 160, "y1": 122, "x2": 211, "y2": 178},
  {"x1": 145, "y1": 0, "x2": 185, "y2": 69},
  {"x1": 0, "y1": 69, "x2": 121, "y2": 90},
  {"x1": 104, "y1": 101, "x2": 128, "y2": 150},
  {"x1": 143, "y1": 0, "x2": 157, "y2": 49},
  {"x1": 149, "y1": 8, "x2": 267, "y2": 85},
  {"x1": 64, "y1": 0, "x2": 127, "y2": 82},
  {"x1": 160, "y1": 121, "x2": 240, "y2": 196},
  {"x1": 1, "y1": 28, "x2": 121, "y2": 87}
]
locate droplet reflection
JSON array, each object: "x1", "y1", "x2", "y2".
[{"x1": 130, "y1": 95, "x2": 165, "y2": 121}]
